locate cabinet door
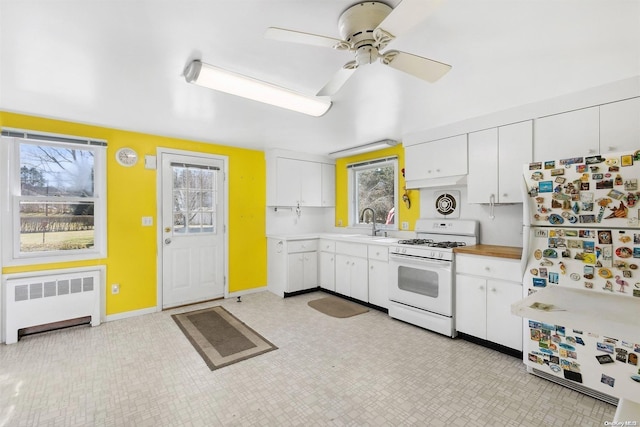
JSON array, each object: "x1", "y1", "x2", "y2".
[
  {"x1": 350, "y1": 257, "x2": 369, "y2": 302},
  {"x1": 455, "y1": 274, "x2": 487, "y2": 339},
  {"x1": 321, "y1": 163, "x2": 336, "y2": 207},
  {"x1": 299, "y1": 161, "x2": 322, "y2": 206},
  {"x1": 287, "y1": 253, "x2": 305, "y2": 293},
  {"x1": 275, "y1": 157, "x2": 301, "y2": 206},
  {"x1": 319, "y1": 251, "x2": 335, "y2": 291},
  {"x1": 405, "y1": 134, "x2": 468, "y2": 183},
  {"x1": 302, "y1": 252, "x2": 318, "y2": 289},
  {"x1": 467, "y1": 128, "x2": 498, "y2": 204},
  {"x1": 335, "y1": 254, "x2": 351, "y2": 296},
  {"x1": 368, "y1": 259, "x2": 388, "y2": 308},
  {"x1": 486, "y1": 279, "x2": 523, "y2": 351},
  {"x1": 534, "y1": 107, "x2": 599, "y2": 161},
  {"x1": 498, "y1": 120, "x2": 532, "y2": 203},
  {"x1": 600, "y1": 97, "x2": 640, "y2": 153}
]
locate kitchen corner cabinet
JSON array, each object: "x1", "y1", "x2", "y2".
[
  {"x1": 367, "y1": 245, "x2": 389, "y2": 309},
  {"x1": 467, "y1": 121, "x2": 532, "y2": 204},
  {"x1": 267, "y1": 238, "x2": 318, "y2": 296},
  {"x1": 404, "y1": 134, "x2": 468, "y2": 187},
  {"x1": 335, "y1": 242, "x2": 368, "y2": 302},
  {"x1": 455, "y1": 254, "x2": 523, "y2": 351},
  {"x1": 318, "y1": 239, "x2": 336, "y2": 291}
]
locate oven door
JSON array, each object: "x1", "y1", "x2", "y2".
[{"x1": 389, "y1": 253, "x2": 453, "y2": 316}]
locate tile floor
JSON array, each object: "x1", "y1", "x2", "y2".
[{"x1": 0, "y1": 291, "x2": 616, "y2": 426}]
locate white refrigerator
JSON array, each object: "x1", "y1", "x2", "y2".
[{"x1": 519, "y1": 150, "x2": 640, "y2": 404}]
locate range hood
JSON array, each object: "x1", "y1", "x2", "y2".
[{"x1": 405, "y1": 174, "x2": 467, "y2": 189}]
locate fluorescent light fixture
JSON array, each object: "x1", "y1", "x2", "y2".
[
  {"x1": 184, "y1": 60, "x2": 332, "y2": 117},
  {"x1": 329, "y1": 139, "x2": 400, "y2": 158}
]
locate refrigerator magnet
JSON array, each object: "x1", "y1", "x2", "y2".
[
  {"x1": 600, "y1": 374, "x2": 615, "y2": 387},
  {"x1": 596, "y1": 354, "x2": 614, "y2": 364},
  {"x1": 539, "y1": 181, "x2": 553, "y2": 192},
  {"x1": 531, "y1": 171, "x2": 544, "y2": 181},
  {"x1": 532, "y1": 277, "x2": 547, "y2": 287}
]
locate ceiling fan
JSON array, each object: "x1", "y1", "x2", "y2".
[{"x1": 264, "y1": 0, "x2": 451, "y2": 96}]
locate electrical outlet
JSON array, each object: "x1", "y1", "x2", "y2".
[
  {"x1": 111, "y1": 284, "x2": 120, "y2": 294},
  {"x1": 142, "y1": 216, "x2": 153, "y2": 226},
  {"x1": 401, "y1": 221, "x2": 409, "y2": 230},
  {"x1": 338, "y1": 219, "x2": 343, "y2": 226}
]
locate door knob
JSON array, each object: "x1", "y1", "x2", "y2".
[{"x1": 164, "y1": 238, "x2": 172, "y2": 244}]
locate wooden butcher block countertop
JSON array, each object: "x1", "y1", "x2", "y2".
[{"x1": 453, "y1": 244, "x2": 522, "y2": 260}]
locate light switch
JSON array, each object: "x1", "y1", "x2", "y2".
[
  {"x1": 142, "y1": 216, "x2": 153, "y2": 226},
  {"x1": 144, "y1": 155, "x2": 157, "y2": 169},
  {"x1": 401, "y1": 221, "x2": 409, "y2": 230}
]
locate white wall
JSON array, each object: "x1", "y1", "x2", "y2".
[
  {"x1": 419, "y1": 186, "x2": 524, "y2": 247},
  {"x1": 265, "y1": 207, "x2": 335, "y2": 236}
]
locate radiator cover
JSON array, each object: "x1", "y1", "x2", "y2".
[{"x1": 3, "y1": 268, "x2": 102, "y2": 344}]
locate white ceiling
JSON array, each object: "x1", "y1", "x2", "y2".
[{"x1": 1, "y1": 0, "x2": 639, "y2": 155}]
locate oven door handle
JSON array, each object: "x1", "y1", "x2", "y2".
[{"x1": 390, "y1": 253, "x2": 452, "y2": 269}]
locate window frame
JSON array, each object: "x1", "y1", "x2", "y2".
[
  {"x1": 1, "y1": 130, "x2": 107, "y2": 266},
  {"x1": 348, "y1": 156, "x2": 399, "y2": 231}
]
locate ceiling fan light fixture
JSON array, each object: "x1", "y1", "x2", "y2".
[{"x1": 184, "y1": 60, "x2": 332, "y2": 117}]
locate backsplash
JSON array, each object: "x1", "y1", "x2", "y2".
[{"x1": 419, "y1": 186, "x2": 524, "y2": 247}]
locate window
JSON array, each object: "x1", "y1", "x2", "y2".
[
  {"x1": 349, "y1": 157, "x2": 398, "y2": 229},
  {"x1": 1, "y1": 130, "x2": 107, "y2": 264},
  {"x1": 171, "y1": 162, "x2": 219, "y2": 234}
]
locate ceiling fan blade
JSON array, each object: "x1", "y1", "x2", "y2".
[
  {"x1": 316, "y1": 64, "x2": 358, "y2": 96},
  {"x1": 381, "y1": 50, "x2": 451, "y2": 83},
  {"x1": 264, "y1": 27, "x2": 350, "y2": 50},
  {"x1": 376, "y1": 0, "x2": 444, "y2": 39}
]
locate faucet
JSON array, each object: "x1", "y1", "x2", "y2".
[{"x1": 360, "y1": 207, "x2": 379, "y2": 236}]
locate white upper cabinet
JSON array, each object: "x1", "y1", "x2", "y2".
[
  {"x1": 321, "y1": 163, "x2": 335, "y2": 207},
  {"x1": 599, "y1": 97, "x2": 640, "y2": 154},
  {"x1": 534, "y1": 106, "x2": 600, "y2": 161},
  {"x1": 268, "y1": 155, "x2": 333, "y2": 207},
  {"x1": 468, "y1": 121, "x2": 532, "y2": 204},
  {"x1": 404, "y1": 134, "x2": 468, "y2": 188}
]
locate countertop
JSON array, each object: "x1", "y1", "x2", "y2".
[
  {"x1": 453, "y1": 244, "x2": 522, "y2": 260},
  {"x1": 266, "y1": 233, "x2": 399, "y2": 245}
]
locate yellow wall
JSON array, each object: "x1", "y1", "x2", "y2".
[
  {"x1": 0, "y1": 112, "x2": 266, "y2": 315},
  {"x1": 334, "y1": 144, "x2": 419, "y2": 230}
]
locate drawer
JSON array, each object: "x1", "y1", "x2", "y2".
[
  {"x1": 335, "y1": 241, "x2": 367, "y2": 258},
  {"x1": 456, "y1": 254, "x2": 522, "y2": 282},
  {"x1": 287, "y1": 239, "x2": 318, "y2": 253},
  {"x1": 319, "y1": 239, "x2": 336, "y2": 252},
  {"x1": 368, "y1": 245, "x2": 388, "y2": 262}
]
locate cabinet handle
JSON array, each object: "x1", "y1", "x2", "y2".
[
  {"x1": 502, "y1": 193, "x2": 507, "y2": 198},
  {"x1": 370, "y1": 266, "x2": 374, "y2": 270},
  {"x1": 588, "y1": 148, "x2": 596, "y2": 154},
  {"x1": 436, "y1": 168, "x2": 441, "y2": 173},
  {"x1": 608, "y1": 146, "x2": 616, "y2": 152},
  {"x1": 484, "y1": 266, "x2": 490, "y2": 271},
  {"x1": 479, "y1": 286, "x2": 484, "y2": 291},
  {"x1": 490, "y1": 288, "x2": 497, "y2": 292}
]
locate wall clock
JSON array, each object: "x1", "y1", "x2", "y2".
[{"x1": 115, "y1": 147, "x2": 138, "y2": 167}]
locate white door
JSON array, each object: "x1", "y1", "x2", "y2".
[{"x1": 160, "y1": 152, "x2": 225, "y2": 308}]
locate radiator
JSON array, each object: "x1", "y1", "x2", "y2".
[{"x1": 3, "y1": 268, "x2": 102, "y2": 344}]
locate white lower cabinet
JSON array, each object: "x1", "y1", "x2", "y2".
[
  {"x1": 455, "y1": 254, "x2": 523, "y2": 351},
  {"x1": 267, "y1": 238, "x2": 318, "y2": 296},
  {"x1": 319, "y1": 239, "x2": 336, "y2": 292},
  {"x1": 368, "y1": 245, "x2": 389, "y2": 309},
  {"x1": 287, "y1": 252, "x2": 318, "y2": 293},
  {"x1": 335, "y1": 242, "x2": 368, "y2": 301}
]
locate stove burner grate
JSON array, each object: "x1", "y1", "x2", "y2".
[{"x1": 397, "y1": 239, "x2": 434, "y2": 245}]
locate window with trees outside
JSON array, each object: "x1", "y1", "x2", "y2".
[
  {"x1": 1, "y1": 130, "x2": 107, "y2": 264},
  {"x1": 349, "y1": 157, "x2": 398, "y2": 230}
]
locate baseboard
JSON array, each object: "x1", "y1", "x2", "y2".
[
  {"x1": 105, "y1": 306, "x2": 157, "y2": 322},
  {"x1": 228, "y1": 286, "x2": 267, "y2": 299},
  {"x1": 457, "y1": 332, "x2": 523, "y2": 359}
]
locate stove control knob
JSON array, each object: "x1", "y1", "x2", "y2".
[
  {"x1": 430, "y1": 251, "x2": 435, "y2": 258},
  {"x1": 438, "y1": 252, "x2": 443, "y2": 259},
  {"x1": 402, "y1": 248, "x2": 407, "y2": 254}
]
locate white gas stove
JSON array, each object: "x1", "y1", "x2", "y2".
[
  {"x1": 390, "y1": 219, "x2": 479, "y2": 262},
  {"x1": 388, "y1": 219, "x2": 479, "y2": 337}
]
